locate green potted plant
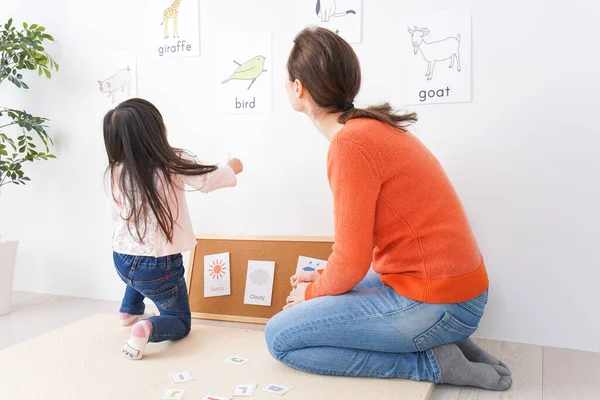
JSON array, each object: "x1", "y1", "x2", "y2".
[{"x1": 0, "y1": 18, "x2": 58, "y2": 315}]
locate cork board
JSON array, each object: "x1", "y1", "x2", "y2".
[{"x1": 187, "y1": 235, "x2": 334, "y2": 324}]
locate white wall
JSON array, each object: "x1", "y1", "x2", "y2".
[{"x1": 1, "y1": 0, "x2": 599, "y2": 352}]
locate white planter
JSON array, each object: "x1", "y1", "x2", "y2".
[{"x1": 0, "y1": 239, "x2": 19, "y2": 316}]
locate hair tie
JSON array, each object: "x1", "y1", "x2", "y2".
[{"x1": 341, "y1": 101, "x2": 354, "y2": 111}]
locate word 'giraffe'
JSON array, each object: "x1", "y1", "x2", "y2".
[{"x1": 161, "y1": 0, "x2": 182, "y2": 39}]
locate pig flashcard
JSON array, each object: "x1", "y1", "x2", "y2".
[
  {"x1": 93, "y1": 51, "x2": 137, "y2": 107},
  {"x1": 204, "y1": 252, "x2": 231, "y2": 298},
  {"x1": 243, "y1": 260, "x2": 275, "y2": 306}
]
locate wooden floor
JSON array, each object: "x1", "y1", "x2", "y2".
[{"x1": 1, "y1": 292, "x2": 598, "y2": 400}]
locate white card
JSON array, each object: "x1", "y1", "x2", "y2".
[
  {"x1": 160, "y1": 388, "x2": 186, "y2": 400},
  {"x1": 204, "y1": 252, "x2": 231, "y2": 298},
  {"x1": 91, "y1": 51, "x2": 137, "y2": 109},
  {"x1": 243, "y1": 260, "x2": 275, "y2": 306},
  {"x1": 147, "y1": 0, "x2": 200, "y2": 58},
  {"x1": 169, "y1": 371, "x2": 194, "y2": 384},
  {"x1": 216, "y1": 32, "x2": 272, "y2": 114},
  {"x1": 296, "y1": 256, "x2": 327, "y2": 274},
  {"x1": 294, "y1": 0, "x2": 363, "y2": 43},
  {"x1": 261, "y1": 384, "x2": 294, "y2": 396},
  {"x1": 222, "y1": 356, "x2": 250, "y2": 365},
  {"x1": 200, "y1": 396, "x2": 230, "y2": 400},
  {"x1": 396, "y1": 8, "x2": 471, "y2": 105},
  {"x1": 231, "y1": 384, "x2": 256, "y2": 397}
]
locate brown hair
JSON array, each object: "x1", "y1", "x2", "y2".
[
  {"x1": 103, "y1": 98, "x2": 217, "y2": 243},
  {"x1": 287, "y1": 27, "x2": 417, "y2": 129}
]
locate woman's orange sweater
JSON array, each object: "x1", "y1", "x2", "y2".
[{"x1": 305, "y1": 118, "x2": 488, "y2": 303}]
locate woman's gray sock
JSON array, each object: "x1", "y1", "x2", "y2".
[
  {"x1": 457, "y1": 339, "x2": 512, "y2": 376},
  {"x1": 432, "y1": 343, "x2": 512, "y2": 391}
]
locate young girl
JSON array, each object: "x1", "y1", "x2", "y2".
[{"x1": 103, "y1": 98, "x2": 243, "y2": 360}]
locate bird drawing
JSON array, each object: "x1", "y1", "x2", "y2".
[{"x1": 221, "y1": 55, "x2": 267, "y2": 90}]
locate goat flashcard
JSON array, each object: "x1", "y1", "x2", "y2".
[
  {"x1": 243, "y1": 260, "x2": 275, "y2": 306},
  {"x1": 397, "y1": 9, "x2": 471, "y2": 105},
  {"x1": 148, "y1": 0, "x2": 200, "y2": 58},
  {"x1": 93, "y1": 52, "x2": 137, "y2": 107},
  {"x1": 204, "y1": 252, "x2": 231, "y2": 298},
  {"x1": 216, "y1": 33, "x2": 272, "y2": 114},
  {"x1": 294, "y1": 0, "x2": 362, "y2": 43}
]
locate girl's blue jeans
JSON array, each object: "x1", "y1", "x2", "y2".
[
  {"x1": 265, "y1": 273, "x2": 487, "y2": 383},
  {"x1": 113, "y1": 252, "x2": 191, "y2": 343}
]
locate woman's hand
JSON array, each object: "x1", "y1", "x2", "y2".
[
  {"x1": 290, "y1": 270, "x2": 320, "y2": 288},
  {"x1": 227, "y1": 158, "x2": 243, "y2": 174},
  {"x1": 284, "y1": 282, "x2": 309, "y2": 310}
]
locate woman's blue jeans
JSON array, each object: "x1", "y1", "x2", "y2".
[{"x1": 265, "y1": 273, "x2": 487, "y2": 383}]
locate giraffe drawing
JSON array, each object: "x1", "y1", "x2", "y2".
[{"x1": 161, "y1": 0, "x2": 182, "y2": 39}]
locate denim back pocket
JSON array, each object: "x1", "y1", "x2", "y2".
[
  {"x1": 414, "y1": 312, "x2": 478, "y2": 352},
  {"x1": 141, "y1": 284, "x2": 179, "y2": 310},
  {"x1": 457, "y1": 290, "x2": 488, "y2": 317}
]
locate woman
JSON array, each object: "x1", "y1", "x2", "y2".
[{"x1": 264, "y1": 27, "x2": 512, "y2": 391}]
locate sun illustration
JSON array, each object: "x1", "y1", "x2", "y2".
[{"x1": 209, "y1": 259, "x2": 227, "y2": 280}]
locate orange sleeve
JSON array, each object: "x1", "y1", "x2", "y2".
[{"x1": 305, "y1": 138, "x2": 380, "y2": 300}]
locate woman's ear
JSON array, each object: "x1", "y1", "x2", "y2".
[{"x1": 294, "y1": 79, "x2": 304, "y2": 99}]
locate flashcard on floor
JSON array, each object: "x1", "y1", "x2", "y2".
[
  {"x1": 222, "y1": 355, "x2": 250, "y2": 365},
  {"x1": 204, "y1": 252, "x2": 231, "y2": 298},
  {"x1": 169, "y1": 370, "x2": 194, "y2": 384},
  {"x1": 296, "y1": 256, "x2": 327, "y2": 274},
  {"x1": 160, "y1": 388, "x2": 186, "y2": 400},
  {"x1": 201, "y1": 396, "x2": 230, "y2": 400},
  {"x1": 243, "y1": 260, "x2": 275, "y2": 306},
  {"x1": 261, "y1": 384, "x2": 294, "y2": 395},
  {"x1": 231, "y1": 384, "x2": 256, "y2": 397}
]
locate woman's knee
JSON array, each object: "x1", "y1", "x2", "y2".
[{"x1": 264, "y1": 314, "x2": 289, "y2": 360}]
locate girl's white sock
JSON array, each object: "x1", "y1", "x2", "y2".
[
  {"x1": 119, "y1": 312, "x2": 154, "y2": 327},
  {"x1": 122, "y1": 320, "x2": 152, "y2": 360}
]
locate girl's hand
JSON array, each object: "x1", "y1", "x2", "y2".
[
  {"x1": 284, "y1": 282, "x2": 309, "y2": 310},
  {"x1": 290, "y1": 270, "x2": 320, "y2": 288},
  {"x1": 227, "y1": 158, "x2": 243, "y2": 174}
]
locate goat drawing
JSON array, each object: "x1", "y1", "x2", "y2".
[{"x1": 408, "y1": 26, "x2": 461, "y2": 81}]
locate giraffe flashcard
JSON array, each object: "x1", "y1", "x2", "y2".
[
  {"x1": 216, "y1": 32, "x2": 272, "y2": 114},
  {"x1": 294, "y1": 0, "x2": 362, "y2": 43},
  {"x1": 204, "y1": 252, "x2": 231, "y2": 298},
  {"x1": 396, "y1": 9, "x2": 471, "y2": 105},
  {"x1": 93, "y1": 51, "x2": 137, "y2": 108},
  {"x1": 149, "y1": 0, "x2": 200, "y2": 58}
]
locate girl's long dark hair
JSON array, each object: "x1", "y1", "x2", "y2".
[
  {"x1": 103, "y1": 98, "x2": 217, "y2": 243},
  {"x1": 287, "y1": 27, "x2": 417, "y2": 129}
]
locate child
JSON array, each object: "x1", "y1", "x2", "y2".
[{"x1": 103, "y1": 98, "x2": 243, "y2": 360}]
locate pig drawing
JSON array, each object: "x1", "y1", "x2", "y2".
[{"x1": 98, "y1": 67, "x2": 131, "y2": 104}]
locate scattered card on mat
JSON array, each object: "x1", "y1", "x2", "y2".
[
  {"x1": 261, "y1": 384, "x2": 294, "y2": 395},
  {"x1": 231, "y1": 384, "x2": 256, "y2": 397},
  {"x1": 169, "y1": 370, "x2": 194, "y2": 384},
  {"x1": 201, "y1": 396, "x2": 230, "y2": 400},
  {"x1": 160, "y1": 388, "x2": 186, "y2": 400},
  {"x1": 222, "y1": 355, "x2": 250, "y2": 365}
]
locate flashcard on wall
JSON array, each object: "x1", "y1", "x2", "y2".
[
  {"x1": 243, "y1": 261, "x2": 275, "y2": 306},
  {"x1": 204, "y1": 252, "x2": 231, "y2": 298},
  {"x1": 294, "y1": 0, "x2": 362, "y2": 43},
  {"x1": 148, "y1": 0, "x2": 200, "y2": 58},
  {"x1": 296, "y1": 256, "x2": 327, "y2": 274},
  {"x1": 396, "y1": 8, "x2": 471, "y2": 105},
  {"x1": 216, "y1": 32, "x2": 272, "y2": 114},
  {"x1": 92, "y1": 51, "x2": 137, "y2": 108}
]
